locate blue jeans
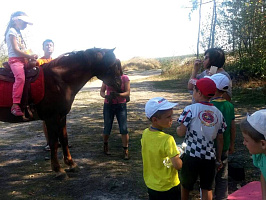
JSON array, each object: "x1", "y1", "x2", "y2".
[{"x1": 103, "y1": 103, "x2": 128, "y2": 135}]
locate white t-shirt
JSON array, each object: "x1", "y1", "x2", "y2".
[
  {"x1": 178, "y1": 102, "x2": 227, "y2": 160},
  {"x1": 6, "y1": 28, "x2": 26, "y2": 57}
]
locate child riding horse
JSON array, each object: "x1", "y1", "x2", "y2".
[{"x1": 0, "y1": 48, "x2": 121, "y2": 179}]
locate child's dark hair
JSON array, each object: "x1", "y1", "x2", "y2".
[
  {"x1": 240, "y1": 118, "x2": 265, "y2": 142},
  {"x1": 194, "y1": 85, "x2": 212, "y2": 99},
  {"x1": 116, "y1": 59, "x2": 123, "y2": 75},
  {"x1": 4, "y1": 11, "x2": 27, "y2": 43},
  {"x1": 43, "y1": 39, "x2": 54, "y2": 48},
  {"x1": 149, "y1": 109, "x2": 170, "y2": 121},
  {"x1": 217, "y1": 88, "x2": 227, "y2": 94},
  {"x1": 204, "y1": 48, "x2": 225, "y2": 69}
]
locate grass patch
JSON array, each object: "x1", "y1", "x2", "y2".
[{"x1": 232, "y1": 86, "x2": 266, "y2": 106}]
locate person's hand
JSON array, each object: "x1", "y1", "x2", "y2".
[
  {"x1": 113, "y1": 92, "x2": 120, "y2": 97},
  {"x1": 29, "y1": 54, "x2": 38, "y2": 60},
  {"x1": 216, "y1": 160, "x2": 223, "y2": 171},
  {"x1": 105, "y1": 95, "x2": 112, "y2": 103},
  {"x1": 193, "y1": 59, "x2": 202, "y2": 72}
]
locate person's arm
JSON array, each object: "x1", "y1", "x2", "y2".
[
  {"x1": 229, "y1": 119, "x2": 236, "y2": 154},
  {"x1": 117, "y1": 81, "x2": 130, "y2": 98},
  {"x1": 188, "y1": 59, "x2": 202, "y2": 90},
  {"x1": 171, "y1": 155, "x2": 182, "y2": 170},
  {"x1": 216, "y1": 133, "x2": 224, "y2": 170},
  {"x1": 9, "y1": 35, "x2": 38, "y2": 60},
  {"x1": 176, "y1": 123, "x2": 187, "y2": 137},
  {"x1": 261, "y1": 173, "x2": 266, "y2": 200},
  {"x1": 100, "y1": 82, "x2": 107, "y2": 98}
]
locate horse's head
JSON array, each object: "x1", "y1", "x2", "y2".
[{"x1": 92, "y1": 48, "x2": 121, "y2": 91}]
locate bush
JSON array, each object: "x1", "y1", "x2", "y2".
[
  {"x1": 122, "y1": 57, "x2": 161, "y2": 71},
  {"x1": 157, "y1": 55, "x2": 196, "y2": 79}
]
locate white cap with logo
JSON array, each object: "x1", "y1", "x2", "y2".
[
  {"x1": 145, "y1": 97, "x2": 178, "y2": 119},
  {"x1": 247, "y1": 109, "x2": 266, "y2": 139},
  {"x1": 208, "y1": 73, "x2": 230, "y2": 91}
]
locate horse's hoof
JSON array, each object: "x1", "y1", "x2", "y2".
[
  {"x1": 22, "y1": 116, "x2": 30, "y2": 122},
  {"x1": 54, "y1": 171, "x2": 69, "y2": 180},
  {"x1": 65, "y1": 164, "x2": 79, "y2": 173}
]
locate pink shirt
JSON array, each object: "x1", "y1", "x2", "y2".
[{"x1": 104, "y1": 75, "x2": 130, "y2": 104}]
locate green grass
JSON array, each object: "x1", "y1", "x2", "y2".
[{"x1": 232, "y1": 86, "x2": 266, "y2": 106}]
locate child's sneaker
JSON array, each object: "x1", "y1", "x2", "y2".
[{"x1": 11, "y1": 105, "x2": 24, "y2": 116}]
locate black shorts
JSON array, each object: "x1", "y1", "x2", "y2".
[
  {"x1": 180, "y1": 154, "x2": 215, "y2": 191},
  {"x1": 147, "y1": 184, "x2": 181, "y2": 200}
]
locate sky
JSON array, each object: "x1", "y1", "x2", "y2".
[{"x1": 0, "y1": 0, "x2": 209, "y2": 61}]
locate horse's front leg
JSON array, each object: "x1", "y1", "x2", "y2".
[
  {"x1": 45, "y1": 117, "x2": 68, "y2": 179},
  {"x1": 59, "y1": 116, "x2": 78, "y2": 172}
]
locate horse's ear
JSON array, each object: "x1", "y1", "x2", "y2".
[{"x1": 107, "y1": 48, "x2": 116, "y2": 53}]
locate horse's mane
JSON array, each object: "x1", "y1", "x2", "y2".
[{"x1": 41, "y1": 48, "x2": 102, "y2": 69}]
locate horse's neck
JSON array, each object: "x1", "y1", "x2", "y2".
[{"x1": 45, "y1": 63, "x2": 94, "y2": 94}]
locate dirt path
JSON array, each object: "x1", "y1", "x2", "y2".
[{"x1": 0, "y1": 70, "x2": 261, "y2": 200}]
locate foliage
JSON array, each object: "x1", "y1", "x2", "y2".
[
  {"x1": 0, "y1": 42, "x2": 8, "y2": 66},
  {"x1": 157, "y1": 55, "x2": 195, "y2": 79},
  {"x1": 220, "y1": 0, "x2": 266, "y2": 79},
  {"x1": 188, "y1": 0, "x2": 265, "y2": 79}
]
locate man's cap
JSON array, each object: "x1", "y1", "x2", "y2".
[
  {"x1": 12, "y1": 15, "x2": 33, "y2": 25},
  {"x1": 194, "y1": 78, "x2": 216, "y2": 97},
  {"x1": 145, "y1": 97, "x2": 178, "y2": 119},
  {"x1": 247, "y1": 109, "x2": 266, "y2": 139},
  {"x1": 209, "y1": 73, "x2": 230, "y2": 91}
]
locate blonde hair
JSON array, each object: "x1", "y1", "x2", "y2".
[{"x1": 4, "y1": 11, "x2": 27, "y2": 43}]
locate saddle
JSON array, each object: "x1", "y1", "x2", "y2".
[
  {"x1": 0, "y1": 61, "x2": 40, "y2": 82},
  {"x1": 0, "y1": 61, "x2": 40, "y2": 120}
]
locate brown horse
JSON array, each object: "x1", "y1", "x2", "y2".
[{"x1": 0, "y1": 48, "x2": 121, "y2": 179}]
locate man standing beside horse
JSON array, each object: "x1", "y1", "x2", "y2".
[{"x1": 37, "y1": 39, "x2": 54, "y2": 151}]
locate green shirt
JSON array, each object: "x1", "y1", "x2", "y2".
[
  {"x1": 211, "y1": 98, "x2": 235, "y2": 151},
  {"x1": 141, "y1": 128, "x2": 180, "y2": 191},
  {"x1": 253, "y1": 154, "x2": 266, "y2": 179}
]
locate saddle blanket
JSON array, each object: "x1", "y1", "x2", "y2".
[
  {"x1": 227, "y1": 181, "x2": 262, "y2": 200},
  {"x1": 0, "y1": 67, "x2": 45, "y2": 107}
]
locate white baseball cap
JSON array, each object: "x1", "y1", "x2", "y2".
[
  {"x1": 12, "y1": 15, "x2": 33, "y2": 25},
  {"x1": 206, "y1": 73, "x2": 230, "y2": 91},
  {"x1": 145, "y1": 97, "x2": 178, "y2": 119},
  {"x1": 247, "y1": 109, "x2": 266, "y2": 139}
]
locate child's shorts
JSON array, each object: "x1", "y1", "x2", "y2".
[
  {"x1": 180, "y1": 154, "x2": 215, "y2": 191},
  {"x1": 147, "y1": 184, "x2": 181, "y2": 200}
]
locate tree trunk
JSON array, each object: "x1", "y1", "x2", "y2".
[
  {"x1": 211, "y1": 0, "x2": 217, "y2": 48},
  {"x1": 197, "y1": 0, "x2": 202, "y2": 59}
]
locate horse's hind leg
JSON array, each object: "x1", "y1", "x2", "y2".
[{"x1": 59, "y1": 116, "x2": 78, "y2": 172}]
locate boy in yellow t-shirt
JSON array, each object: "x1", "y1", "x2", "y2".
[{"x1": 141, "y1": 97, "x2": 182, "y2": 200}]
